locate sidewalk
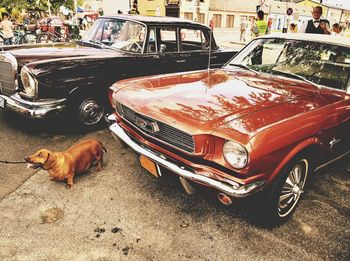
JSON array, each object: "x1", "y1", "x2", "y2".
[{"x1": 213, "y1": 28, "x2": 250, "y2": 46}]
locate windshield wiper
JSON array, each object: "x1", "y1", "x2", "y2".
[
  {"x1": 267, "y1": 69, "x2": 321, "y2": 88},
  {"x1": 227, "y1": 63, "x2": 257, "y2": 73}
]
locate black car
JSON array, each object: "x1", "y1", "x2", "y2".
[{"x1": 0, "y1": 15, "x2": 237, "y2": 129}]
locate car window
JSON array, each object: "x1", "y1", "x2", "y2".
[
  {"x1": 147, "y1": 28, "x2": 157, "y2": 53},
  {"x1": 83, "y1": 18, "x2": 146, "y2": 53},
  {"x1": 159, "y1": 27, "x2": 178, "y2": 53},
  {"x1": 230, "y1": 38, "x2": 350, "y2": 90},
  {"x1": 179, "y1": 28, "x2": 208, "y2": 52}
]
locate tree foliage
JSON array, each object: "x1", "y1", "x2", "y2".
[{"x1": 0, "y1": 0, "x2": 84, "y2": 14}]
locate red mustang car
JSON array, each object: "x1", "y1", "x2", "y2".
[{"x1": 107, "y1": 34, "x2": 350, "y2": 224}]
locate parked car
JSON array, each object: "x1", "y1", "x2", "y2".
[
  {"x1": 0, "y1": 15, "x2": 236, "y2": 129},
  {"x1": 107, "y1": 33, "x2": 350, "y2": 224}
]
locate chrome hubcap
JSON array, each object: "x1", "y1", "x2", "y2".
[
  {"x1": 78, "y1": 98, "x2": 104, "y2": 126},
  {"x1": 278, "y1": 159, "x2": 308, "y2": 217}
]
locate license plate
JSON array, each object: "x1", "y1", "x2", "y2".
[
  {"x1": 0, "y1": 97, "x2": 5, "y2": 109},
  {"x1": 140, "y1": 155, "x2": 159, "y2": 177}
]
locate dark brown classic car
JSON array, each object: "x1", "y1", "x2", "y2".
[
  {"x1": 107, "y1": 34, "x2": 350, "y2": 224},
  {"x1": 0, "y1": 15, "x2": 236, "y2": 129}
]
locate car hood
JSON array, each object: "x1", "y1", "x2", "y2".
[
  {"x1": 114, "y1": 69, "x2": 326, "y2": 140},
  {"x1": 7, "y1": 42, "x2": 116, "y2": 65}
]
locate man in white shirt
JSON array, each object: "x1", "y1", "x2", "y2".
[
  {"x1": 298, "y1": 6, "x2": 330, "y2": 34},
  {"x1": 0, "y1": 13, "x2": 14, "y2": 45}
]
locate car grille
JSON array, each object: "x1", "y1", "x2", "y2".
[
  {"x1": 120, "y1": 104, "x2": 195, "y2": 153},
  {"x1": 0, "y1": 54, "x2": 17, "y2": 96}
]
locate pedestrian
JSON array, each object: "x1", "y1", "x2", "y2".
[
  {"x1": 209, "y1": 17, "x2": 214, "y2": 31},
  {"x1": 251, "y1": 10, "x2": 267, "y2": 38},
  {"x1": 128, "y1": 4, "x2": 140, "y2": 15},
  {"x1": 332, "y1": 23, "x2": 344, "y2": 36},
  {"x1": 0, "y1": 13, "x2": 14, "y2": 45},
  {"x1": 289, "y1": 23, "x2": 298, "y2": 33},
  {"x1": 298, "y1": 6, "x2": 331, "y2": 34},
  {"x1": 240, "y1": 18, "x2": 248, "y2": 42}
]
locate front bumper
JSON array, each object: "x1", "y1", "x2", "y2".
[
  {"x1": 0, "y1": 93, "x2": 66, "y2": 118},
  {"x1": 107, "y1": 114, "x2": 266, "y2": 198}
]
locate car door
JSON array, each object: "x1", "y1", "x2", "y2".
[
  {"x1": 319, "y1": 48, "x2": 350, "y2": 163},
  {"x1": 155, "y1": 26, "x2": 189, "y2": 73},
  {"x1": 321, "y1": 94, "x2": 350, "y2": 163},
  {"x1": 178, "y1": 27, "x2": 210, "y2": 71}
]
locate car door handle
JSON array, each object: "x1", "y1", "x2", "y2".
[{"x1": 176, "y1": 59, "x2": 186, "y2": 63}]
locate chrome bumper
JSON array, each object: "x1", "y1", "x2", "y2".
[
  {"x1": 0, "y1": 93, "x2": 66, "y2": 118},
  {"x1": 107, "y1": 114, "x2": 265, "y2": 198}
]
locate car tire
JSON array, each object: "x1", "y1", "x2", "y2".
[
  {"x1": 70, "y1": 94, "x2": 106, "y2": 131},
  {"x1": 264, "y1": 155, "x2": 312, "y2": 225}
]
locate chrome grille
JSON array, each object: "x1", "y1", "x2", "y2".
[
  {"x1": 120, "y1": 104, "x2": 195, "y2": 153},
  {"x1": 0, "y1": 53, "x2": 17, "y2": 96}
]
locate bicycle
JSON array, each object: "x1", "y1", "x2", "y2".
[
  {"x1": 12, "y1": 24, "x2": 37, "y2": 44},
  {"x1": 36, "y1": 19, "x2": 80, "y2": 43}
]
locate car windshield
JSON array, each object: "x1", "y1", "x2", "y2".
[
  {"x1": 82, "y1": 18, "x2": 146, "y2": 53},
  {"x1": 227, "y1": 38, "x2": 350, "y2": 91}
]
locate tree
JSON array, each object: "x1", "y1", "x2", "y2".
[{"x1": 0, "y1": 0, "x2": 83, "y2": 15}]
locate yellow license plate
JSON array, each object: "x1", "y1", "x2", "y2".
[{"x1": 140, "y1": 155, "x2": 158, "y2": 177}]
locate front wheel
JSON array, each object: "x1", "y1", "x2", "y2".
[
  {"x1": 70, "y1": 95, "x2": 105, "y2": 131},
  {"x1": 265, "y1": 156, "x2": 311, "y2": 225}
]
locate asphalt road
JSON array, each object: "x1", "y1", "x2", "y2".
[{"x1": 0, "y1": 108, "x2": 349, "y2": 260}]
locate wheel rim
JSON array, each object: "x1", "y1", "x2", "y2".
[
  {"x1": 78, "y1": 98, "x2": 104, "y2": 126},
  {"x1": 278, "y1": 159, "x2": 308, "y2": 217}
]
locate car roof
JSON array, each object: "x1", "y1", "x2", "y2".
[
  {"x1": 99, "y1": 14, "x2": 210, "y2": 29},
  {"x1": 259, "y1": 33, "x2": 350, "y2": 48}
]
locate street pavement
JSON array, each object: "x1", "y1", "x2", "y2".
[{"x1": 0, "y1": 110, "x2": 349, "y2": 260}]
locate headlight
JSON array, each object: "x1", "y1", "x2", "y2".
[
  {"x1": 20, "y1": 66, "x2": 37, "y2": 97},
  {"x1": 223, "y1": 141, "x2": 248, "y2": 169}
]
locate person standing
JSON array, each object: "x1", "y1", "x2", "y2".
[
  {"x1": 240, "y1": 18, "x2": 248, "y2": 42},
  {"x1": 0, "y1": 13, "x2": 14, "y2": 45},
  {"x1": 128, "y1": 3, "x2": 140, "y2": 15},
  {"x1": 298, "y1": 6, "x2": 330, "y2": 34},
  {"x1": 251, "y1": 10, "x2": 267, "y2": 38},
  {"x1": 332, "y1": 23, "x2": 344, "y2": 36},
  {"x1": 289, "y1": 23, "x2": 298, "y2": 33},
  {"x1": 209, "y1": 17, "x2": 214, "y2": 31}
]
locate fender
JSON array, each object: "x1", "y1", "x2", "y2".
[{"x1": 267, "y1": 137, "x2": 321, "y2": 183}]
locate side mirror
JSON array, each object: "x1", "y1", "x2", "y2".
[{"x1": 159, "y1": 44, "x2": 166, "y2": 55}]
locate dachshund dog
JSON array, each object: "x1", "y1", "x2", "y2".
[{"x1": 25, "y1": 139, "x2": 106, "y2": 188}]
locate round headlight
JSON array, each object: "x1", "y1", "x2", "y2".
[
  {"x1": 21, "y1": 66, "x2": 37, "y2": 97},
  {"x1": 223, "y1": 141, "x2": 248, "y2": 169}
]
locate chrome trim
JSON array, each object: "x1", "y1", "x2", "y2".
[
  {"x1": 108, "y1": 114, "x2": 266, "y2": 198},
  {"x1": 315, "y1": 150, "x2": 350, "y2": 171},
  {"x1": 118, "y1": 102, "x2": 195, "y2": 154},
  {"x1": 0, "y1": 93, "x2": 66, "y2": 118},
  {"x1": 0, "y1": 52, "x2": 18, "y2": 94}
]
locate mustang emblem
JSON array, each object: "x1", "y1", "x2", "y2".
[
  {"x1": 329, "y1": 137, "x2": 341, "y2": 150},
  {"x1": 135, "y1": 116, "x2": 160, "y2": 134}
]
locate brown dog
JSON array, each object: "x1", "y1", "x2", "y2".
[{"x1": 25, "y1": 139, "x2": 106, "y2": 188}]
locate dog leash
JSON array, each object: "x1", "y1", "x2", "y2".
[{"x1": 0, "y1": 160, "x2": 27, "y2": 164}]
